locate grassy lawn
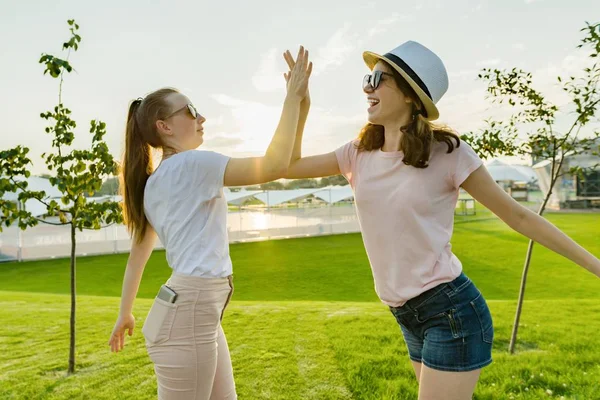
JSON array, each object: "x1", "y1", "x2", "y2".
[
  {"x1": 1, "y1": 211, "x2": 599, "y2": 399},
  {"x1": 0, "y1": 213, "x2": 598, "y2": 302},
  {"x1": 1, "y1": 293, "x2": 599, "y2": 399}
]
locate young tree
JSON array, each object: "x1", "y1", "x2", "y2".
[
  {"x1": 463, "y1": 21, "x2": 600, "y2": 354},
  {"x1": 0, "y1": 20, "x2": 122, "y2": 373}
]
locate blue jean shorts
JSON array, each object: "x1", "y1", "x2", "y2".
[{"x1": 389, "y1": 272, "x2": 494, "y2": 372}]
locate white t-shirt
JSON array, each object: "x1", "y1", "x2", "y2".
[{"x1": 143, "y1": 150, "x2": 232, "y2": 278}]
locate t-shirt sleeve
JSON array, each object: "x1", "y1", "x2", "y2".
[
  {"x1": 334, "y1": 140, "x2": 359, "y2": 187},
  {"x1": 186, "y1": 150, "x2": 230, "y2": 198},
  {"x1": 450, "y1": 140, "x2": 483, "y2": 189}
]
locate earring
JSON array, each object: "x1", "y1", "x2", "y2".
[{"x1": 412, "y1": 109, "x2": 422, "y2": 122}]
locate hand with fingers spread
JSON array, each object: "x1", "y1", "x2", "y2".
[
  {"x1": 283, "y1": 46, "x2": 312, "y2": 105},
  {"x1": 108, "y1": 313, "x2": 135, "y2": 353},
  {"x1": 283, "y1": 48, "x2": 311, "y2": 109}
]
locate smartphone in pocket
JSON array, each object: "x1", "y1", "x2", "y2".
[{"x1": 157, "y1": 284, "x2": 178, "y2": 303}]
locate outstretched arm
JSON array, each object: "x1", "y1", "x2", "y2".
[{"x1": 462, "y1": 166, "x2": 600, "y2": 277}]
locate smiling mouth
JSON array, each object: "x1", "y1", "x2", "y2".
[{"x1": 368, "y1": 98, "x2": 380, "y2": 106}]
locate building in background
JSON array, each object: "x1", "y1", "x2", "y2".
[{"x1": 533, "y1": 138, "x2": 600, "y2": 210}]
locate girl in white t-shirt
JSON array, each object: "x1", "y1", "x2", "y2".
[
  {"x1": 282, "y1": 42, "x2": 600, "y2": 399},
  {"x1": 108, "y1": 47, "x2": 312, "y2": 400}
]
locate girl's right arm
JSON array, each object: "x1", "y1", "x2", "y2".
[
  {"x1": 282, "y1": 49, "x2": 341, "y2": 180},
  {"x1": 286, "y1": 150, "x2": 340, "y2": 179},
  {"x1": 223, "y1": 46, "x2": 313, "y2": 187},
  {"x1": 285, "y1": 102, "x2": 340, "y2": 178},
  {"x1": 108, "y1": 226, "x2": 157, "y2": 353}
]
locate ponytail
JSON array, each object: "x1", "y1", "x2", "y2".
[
  {"x1": 120, "y1": 99, "x2": 153, "y2": 243},
  {"x1": 119, "y1": 87, "x2": 180, "y2": 242}
]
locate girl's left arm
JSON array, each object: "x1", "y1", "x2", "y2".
[{"x1": 461, "y1": 166, "x2": 600, "y2": 278}]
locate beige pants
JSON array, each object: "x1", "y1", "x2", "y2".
[{"x1": 142, "y1": 273, "x2": 236, "y2": 400}]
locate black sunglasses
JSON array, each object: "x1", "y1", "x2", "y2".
[
  {"x1": 165, "y1": 103, "x2": 200, "y2": 120},
  {"x1": 363, "y1": 70, "x2": 394, "y2": 91}
]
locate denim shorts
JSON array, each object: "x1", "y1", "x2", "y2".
[{"x1": 389, "y1": 272, "x2": 494, "y2": 372}]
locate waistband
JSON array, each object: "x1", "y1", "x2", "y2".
[
  {"x1": 167, "y1": 272, "x2": 233, "y2": 290},
  {"x1": 391, "y1": 272, "x2": 470, "y2": 313}
]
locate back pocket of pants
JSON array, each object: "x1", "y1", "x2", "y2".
[
  {"x1": 142, "y1": 297, "x2": 178, "y2": 346},
  {"x1": 470, "y1": 293, "x2": 494, "y2": 344}
]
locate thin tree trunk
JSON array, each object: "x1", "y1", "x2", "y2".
[
  {"x1": 509, "y1": 239, "x2": 535, "y2": 354},
  {"x1": 68, "y1": 223, "x2": 76, "y2": 374},
  {"x1": 508, "y1": 189, "x2": 552, "y2": 354}
]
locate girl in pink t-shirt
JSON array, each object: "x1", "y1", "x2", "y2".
[{"x1": 282, "y1": 41, "x2": 600, "y2": 399}]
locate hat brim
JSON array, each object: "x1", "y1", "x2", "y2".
[{"x1": 363, "y1": 51, "x2": 439, "y2": 121}]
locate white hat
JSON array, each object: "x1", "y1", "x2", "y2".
[{"x1": 363, "y1": 41, "x2": 448, "y2": 121}]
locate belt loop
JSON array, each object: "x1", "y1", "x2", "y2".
[
  {"x1": 404, "y1": 301, "x2": 415, "y2": 314},
  {"x1": 446, "y1": 280, "x2": 456, "y2": 292}
]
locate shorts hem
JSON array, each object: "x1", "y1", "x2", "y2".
[{"x1": 421, "y1": 357, "x2": 493, "y2": 372}]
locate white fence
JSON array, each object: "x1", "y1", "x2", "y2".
[
  {"x1": 0, "y1": 205, "x2": 361, "y2": 262},
  {"x1": 0, "y1": 197, "x2": 482, "y2": 262}
]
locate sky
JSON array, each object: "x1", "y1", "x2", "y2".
[{"x1": 1, "y1": 0, "x2": 599, "y2": 174}]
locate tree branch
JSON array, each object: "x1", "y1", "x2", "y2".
[
  {"x1": 80, "y1": 222, "x2": 118, "y2": 230},
  {"x1": 8, "y1": 176, "x2": 70, "y2": 214},
  {"x1": 35, "y1": 217, "x2": 70, "y2": 226}
]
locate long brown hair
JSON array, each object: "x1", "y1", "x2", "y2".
[
  {"x1": 120, "y1": 88, "x2": 179, "y2": 242},
  {"x1": 357, "y1": 62, "x2": 459, "y2": 168}
]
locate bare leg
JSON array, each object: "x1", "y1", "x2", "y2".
[
  {"x1": 418, "y1": 364, "x2": 481, "y2": 400},
  {"x1": 410, "y1": 360, "x2": 422, "y2": 383}
]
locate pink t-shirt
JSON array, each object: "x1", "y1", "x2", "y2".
[{"x1": 335, "y1": 139, "x2": 483, "y2": 307}]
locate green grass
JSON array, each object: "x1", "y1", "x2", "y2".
[
  {"x1": 0, "y1": 212, "x2": 598, "y2": 302},
  {"x1": 1, "y1": 292, "x2": 600, "y2": 399},
  {"x1": 1, "y1": 211, "x2": 600, "y2": 399}
]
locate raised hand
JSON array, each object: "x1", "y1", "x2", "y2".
[{"x1": 283, "y1": 46, "x2": 312, "y2": 103}]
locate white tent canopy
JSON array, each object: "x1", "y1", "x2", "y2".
[
  {"x1": 87, "y1": 195, "x2": 122, "y2": 203},
  {"x1": 485, "y1": 159, "x2": 537, "y2": 182},
  {"x1": 1, "y1": 176, "x2": 63, "y2": 217},
  {"x1": 82, "y1": 188, "x2": 354, "y2": 208},
  {"x1": 223, "y1": 188, "x2": 264, "y2": 205},
  {"x1": 2, "y1": 176, "x2": 62, "y2": 201},
  {"x1": 254, "y1": 188, "x2": 323, "y2": 207},
  {"x1": 313, "y1": 186, "x2": 354, "y2": 204}
]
